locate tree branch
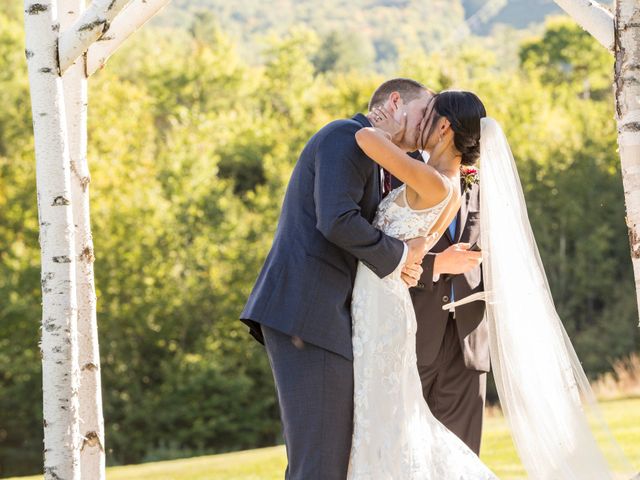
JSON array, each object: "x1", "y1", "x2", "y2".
[
  {"x1": 86, "y1": 0, "x2": 171, "y2": 76},
  {"x1": 58, "y1": 0, "x2": 131, "y2": 75},
  {"x1": 553, "y1": 0, "x2": 615, "y2": 52}
]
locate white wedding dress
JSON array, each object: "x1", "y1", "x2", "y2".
[{"x1": 347, "y1": 181, "x2": 497, "y2": 480}]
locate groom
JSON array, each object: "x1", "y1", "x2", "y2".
[{"x1": 240, "y1": 78, "x2": 434, "y2": 479}]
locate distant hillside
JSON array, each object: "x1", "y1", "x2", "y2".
[
  {"x1": 158, "y1": 0, "x2": 569, "y2": 37},
  {"x1": 154, "y1": 0, "x2": 468, "y2": 67},
  {"x1": 462, "y1": 0, "x2": 562, "y2": 34},
  {"x1": 150, "y1": 0, "x2": 587, "y2": 70}
]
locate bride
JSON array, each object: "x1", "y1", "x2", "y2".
[
  {"x1": 348, "y1": 90, "x2": 637, "y2": 479},
  {"x1": 347, "y1": 90, "x2": 497, "y2": 479}
]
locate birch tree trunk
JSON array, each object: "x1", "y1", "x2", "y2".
[
  {"x1": 24, "y1": 1, "x2": 81, "y2": 478},
  {"x1": 60, "y1": 0, "x2": 107, "y2": 477},
  {"x1": 25, "y1": 0, "x2": 169, "y2": 473},
  {"x1": 86, "y1": 0, "x2": 171, "y2": 75},
  {"x1": 58, "y1": 0, "x2": 130, "y2": 74},
  {"x1": 614, "y1": 0, "x2": 640, "y2": 324},
  {"x1": 554, "y1": 0, "x2": 640, "y2": 323},
  {"x1": 553, "y1": 0, "x2": 615, "y2": 50}
]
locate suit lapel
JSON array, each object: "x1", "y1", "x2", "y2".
[{"x1": 456, "y1": 181, "x2": 471, "y2": 243}]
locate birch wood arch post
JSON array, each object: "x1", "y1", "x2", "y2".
[
  {"x1": 24, "y1": 1, "x2": 81, "y2": 478},
  {"x1": 554, "y1": 0, "x2": 640, "y2": 324},
  {"x1": 59, "y1": 0, "x2": 107, "y2": 478},
  {"x1": 24, "y1": 1, "x2": 171, "y2": 478}
]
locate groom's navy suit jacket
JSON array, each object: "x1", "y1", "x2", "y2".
[{"x1": 241, "y1": 114, "x2": 405, "y2": 360}]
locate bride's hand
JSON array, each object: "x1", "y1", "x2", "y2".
[{"x1": 369, "y1": 106, "x2": 407, "y2": 145}]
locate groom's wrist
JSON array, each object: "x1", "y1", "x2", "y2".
[{"x1": 400, "y1": 242, "x2": 408, "y2": 267}]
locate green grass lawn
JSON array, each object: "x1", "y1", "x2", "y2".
[{"x1": 10, "y1": 397, "x2": 640, "y2": 480}]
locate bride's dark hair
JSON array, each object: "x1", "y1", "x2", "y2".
[{"x1": 424, "y1": 90, "x2": 487, "y2": 166}]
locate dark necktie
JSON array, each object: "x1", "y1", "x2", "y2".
[{"x1": 382, "y1": 169, "x2": 392, "y2": 198}]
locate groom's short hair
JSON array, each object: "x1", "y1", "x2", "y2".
[{"x1": 368, "y1": 78, "x2": 432, "y2": 111}]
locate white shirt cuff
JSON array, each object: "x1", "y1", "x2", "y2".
[{"x1": 400, "y1": 242, "x2": 408, "y2": 268}]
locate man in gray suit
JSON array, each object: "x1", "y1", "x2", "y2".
[
  {"x1": 411, "y1": 178, "x2": 488, "y2": 454},
  {"x1": 241, "y1": 78, "x2": 434, "y2": 479}
]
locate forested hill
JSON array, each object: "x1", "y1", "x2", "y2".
[
  {"x1": 153, "y1": 0, "x2": 567, "y2": 69},
  {"x1": 163, "y1": 0, "x2": 564, "y2": 34}
]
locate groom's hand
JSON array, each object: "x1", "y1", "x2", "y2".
[
  {"x1": 401, "y1": 263, "x2": 423, "y2": 287},
  {"x1": 433, "y1": 243, "x2": 483, "y2": 276}
]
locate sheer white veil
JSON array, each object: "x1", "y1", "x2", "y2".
[{"x1": 476, "y1": 117, "x2": 635, "y2": 479}]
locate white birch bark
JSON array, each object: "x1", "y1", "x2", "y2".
[
  {"x1": 58, "y1": 0, "x2": 131, "y2": 74},
  {"x1": 553, "y1": 0, "x2": 615, "y2": 51},
  {"x1": 86, "y1": 0, "x2": 171, "y2": 76},
  {"x1": 554, "y1": 0, "x2": 640, "y2": 324},
  {"x1": 23, "y1": 1, "x2": 81, "y2": 478},
  {"x1": 614, "y1": 0, "x2": 640, "y2": 325},
  {"x1": 25, "y1": 0, "x2": 169, "y2": 472},
  {"x1": 60, "y1": 0, "x2": 107, "y2": 477}
]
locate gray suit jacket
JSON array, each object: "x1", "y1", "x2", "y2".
[
  {"x1": 240, "y1": 114, "x2": 405, "y2": 360},
  {"x1": 411, "y1": 181, "x2": 490, "y2": 372}
]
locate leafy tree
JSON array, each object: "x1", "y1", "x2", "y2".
[
  {"x1": 519, "y1": 16, "x2": 614, "y2": 99},
  {"x1": 313, "y1": 30, "x2": 375, "y2": 74}
]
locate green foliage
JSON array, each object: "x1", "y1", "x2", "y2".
[
  {"x1": 313, "y1": 30, "x2": 376, "y2": 74},
  {"x1": 520, "y1": 17, "x2": 614, "y2": 99},
  {"x1": 0, "y1": 13, "x2": 45, "y2": 476},
  {"x1": 0, "y1": 11, "x2": 638, "y2": 478}
]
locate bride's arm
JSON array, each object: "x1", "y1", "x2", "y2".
[{"x1": 355, "y1": 127, "x2": 449, "y2": 208}]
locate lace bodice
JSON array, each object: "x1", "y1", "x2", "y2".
[{"x1": 373, "y1": 181, "x2": 453, "y2": 242}]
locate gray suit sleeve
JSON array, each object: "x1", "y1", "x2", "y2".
[{"x1": 313, "y1": 126, "x2": 405, "y2": 278}]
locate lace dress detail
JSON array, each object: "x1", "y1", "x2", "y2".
[
  {"x1": 372, "y1": 184, "x2": 450, "y2": 241},
  {"x1": 347, "y1": 181, "x2": 497, "y2": 480}
]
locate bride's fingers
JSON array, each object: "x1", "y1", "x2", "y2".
[
  {"x1": 424, "y1": 232, "x2": 439, "y2": 250},
  {"x1": 379, "y1": 106, "x2": 392, "y2": 119},
  {"x1": 373, "y1": 107, "x2": 386, "y2": 121},
  {"x1": 376, "y1": 106, "x2": 392, "y2": 121}
]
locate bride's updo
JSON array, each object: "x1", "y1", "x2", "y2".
[{"x1": 428, "y1": 90, "x2": 486, "y2": 166}]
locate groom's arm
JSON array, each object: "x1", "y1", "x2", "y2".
[{"x1": 314, "y1": 125, "x2": 405, "y2": 278}]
